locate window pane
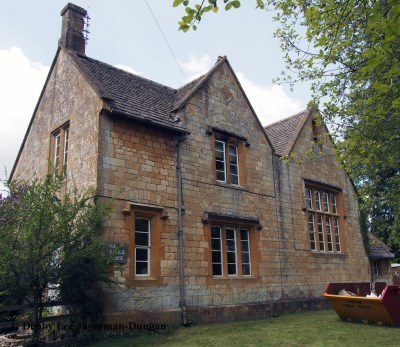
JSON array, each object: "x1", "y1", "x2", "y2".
[
  {"x1": 241, "y1": 241, "x2": 249, "y2": 252},
  {"x1": 315, "y1": 191, "x2": 321, "y2": 211},
  {"x1": 323, "y1": 192, "x2": 329, "y2": 212},
  {"x1": 242, "y1": 264, "x2": 250, "y2": 276},
  {"x1": 308, "y1": 212, "x2": 316, "y2": 251},
  {"x1": 317, "y1": 215, "x2": 325, "y2": 251},
  {"x1": 230, "y1": 174, "x2": 239, "y2": 185},
  {"x1": 229, "y1": 164, "x2": 238, "y2": 175},
  {"x1": 215, "y1": 150, "x2": 224, "y2": 160},
  {"x1": 216, "y1": 171, "x2": 226, "y2": 181},
  {"x1": 213, "y1": 263, "x2": 222, "y2": 276},
  {"x1": 216, "y1": 160, "x2": 225, "y2": 171},
  {"x1": 135, "y1": 232, "x2": 149, "y2": 246},
  {"x1": 228, "y1": 144, "x2": 238, "y2": 156},
  {"x1": 228, "y1": 264, "x2": 236, "y2": 275},
  {"x1": 331, "y1": 194, "x2": 337, "y2": 214},
  {"x1": 212, "y1": 251, "x2": 221, "y2": 263},
  {"x1": 211, "y1": 226, "x2": 221, "y2": 238},
  {"x1": 226, "y1": 240, "x2": 235, "y2": 251},
  {"x1": 226, "y1": 228, "x2": 237, "y2": 275},
  {"x1": 226, "y1": 228, "x2": 235, "y2": 239},
  {"x1": 136, "y1": 261, "x2": 148, "y2": 275},
  {"x1": 135, "y1": 218, "x2": 149, "y2": 232},
  {"x1": 211, "y1": 238, "x2": 221, "y2": 250},
  {"x1": 135, "y1": 248, "x2": 148, "y2": 261},
  {"x1": 305, "y1": 188, "x2": 313, "y2": 209},
  {"x1": 326, "y1": 216, "x2": 333, "y2": 252},
  {"x1": 211, "y1": 226, "x2": 223, "y2": 276},
  {"x1": 227, "y1": 251, "x2": 236, "y2": 263},
  {"x1": 242, "y1": 253, "x2": 250, "y2": 263},
  {"x1": 215, "y1": 141, "x2": 226, "y2": 182},
  {"x1": 215, "y1": 141, "x2": 224, "y2": 151},
  {"x1": 334, "y1": 217, "x2": 341, "y2": 251}
]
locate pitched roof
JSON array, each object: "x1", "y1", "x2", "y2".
[
  {"x1": 172, "y1": 56, "x2": 227, "y2": 112},
  {"x1": 369, "y1": 233, "x2": 395, "y2": 260},
  {"x1": 69, "y1": 51, "x2": 187, "y2": 133},
  {"x1": 264, "y1": 109, "x2": 311, "y2": 156}
]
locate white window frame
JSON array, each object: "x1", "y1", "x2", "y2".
[
  {"x1": 215, "y1": 139, "x2": 240, "y2": 186},
  {"x1": 325, "y1": 216, "x2": 333, "y2": 252},
  {"x1": 317, "y1": 214, "x2": 325, "y2": 252},
  {"x1": 305, "y1": 184, "x2": 342, "y2": 253},
  {"x1": 240, "y1": 229, "x2": 251, "y2": 276},
  {"x1": 63, "y1": 127, "x2": 69, "y2": 174},
  {"x1": 215, "y1": 140, "x2": 227, "y2": 183},
  {"x1": 308, "y1": 212, "x2": 316, "y2": 251},
  {"x1": 228, "y1": 144, "x2": 239, "y2": 185},
  {"x1": 134, "y1": 217, "x2": 151, "y2": 276},
  {"x1": 211, "y1": 226, "x2": 223, "y2": 276},
  {"x1": 226, "y1": 227, "x2": 238, "y2": 276},
  {"x1": 334, "y1": 217, "x2": 341, "y2": 252}
]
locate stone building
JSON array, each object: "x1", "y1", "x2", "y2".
[
  {"x1": 10, "y1": 3, "x2": 370, "y2": 325},
  {"x1": 368, "y1": 233, "x2": 394, "y2": 285}
]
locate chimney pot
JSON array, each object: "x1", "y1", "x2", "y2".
[{"x1": 59, "y1": 3, "x2": 87, "y2": 55}]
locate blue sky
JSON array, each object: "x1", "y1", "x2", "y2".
[{"x1": 0, "y1": 0, "x2": 311, "y2": 183}]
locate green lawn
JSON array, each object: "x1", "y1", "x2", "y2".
[{"x1": 88, "y1": 310, "x2": 400, "y2": 347}]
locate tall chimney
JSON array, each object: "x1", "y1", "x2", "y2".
[{"x1": 59, "y1": 3, "x2": 87, "y2": 55}]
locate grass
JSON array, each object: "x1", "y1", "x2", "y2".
[{"x1": 88, "y1": 310, "x2": 400, "y2": 347}]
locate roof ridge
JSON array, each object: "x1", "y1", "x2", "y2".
[
  {"x1": 264, "y1": 109, "x2": 308, "y2": 129},
  {"x1": 75, "y1": 52, "x2": 177, "y2": 92}
]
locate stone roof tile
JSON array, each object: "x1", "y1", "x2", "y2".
[
  {"x1": 70, "y1": 52, "x2": 187, "y2": 132},
  {"x1": 264, "y1": 110, "x2": 309, "y2": 156}
]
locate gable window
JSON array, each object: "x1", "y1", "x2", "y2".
[
  {"x1": 210, "y1": 225, "x2": 253, "y2": 277},
  {"x1": 51, "y1": 123, "x2": 70, "y2": 175},
  {"x1": 305, "y1": 183, "x2": 342, "y2": 253},
  {"x1": 215, "y1": 140, "x2": 239, "y2": 185}
]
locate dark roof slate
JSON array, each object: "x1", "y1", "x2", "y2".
[
  {"x1": 69, "y1": 51, "x2": 186, "y2": 132},
  {"x1": 264, "y1": 110, "x2": 309, "y2": 156}
]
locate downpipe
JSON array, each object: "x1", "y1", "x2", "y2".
[{"x1": 176, "y1": 134, "x2": 188, "y2": 326}]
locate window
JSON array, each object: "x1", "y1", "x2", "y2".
[
  {"x1": 215, "y1": 139, "x2": 240, "y2": 185},
  {"x1": 123, "y1": 203, "x2": 165, "y2": 286},
  {"x1": 210, "y1": 225, "x2": 252, "y2": 277},
  {"x1": 305, "y1": 183, "x2": 342, "y2": 253},
  {"x1": 51, "y1": 123, "x2": 70, "y2": 175},
  {"x1": 373, "y1": 261, "x2": 379, "y2": 276},
  {"x1": 134, "y1": 217, "x2": 151, "y2": 276}
]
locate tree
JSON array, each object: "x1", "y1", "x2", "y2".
[
  {"x1": 173, "y1": 0, "x2": 400, "y2": 260},
  {"x1": 0, "y1": 174, "x2": 112, "y2": 345}
]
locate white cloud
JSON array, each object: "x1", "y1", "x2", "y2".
[
  {"x1": 114, "y1": 64, "x2": 140, "y2": 75},
  {"x1": 236, "y1": 72, "x2": 303, "y2": 126},
  {"x1": 180, "y1": 54, "x2": 213, "y2": 80},
  {"x1": 0, "y1": 47, "x2": 49, "y2": 183}
]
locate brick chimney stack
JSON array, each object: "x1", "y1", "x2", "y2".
[{"x1": 59, "y1": 3, "x2": 87, "y2": 55}]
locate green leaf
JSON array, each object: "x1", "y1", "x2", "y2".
[
  {"x1": 183, "y1": 0, "x2": 189, "y2": 5},
  {"x1": 225, "y1": 3, "x2": 232, "y2": 10},
  {"x1": 231, "y1": 1, "x2": 241, "y2": 9},
  {"x1": 192, "y1": 24, "x2": 197, "y2": 31},
  {"x1": 213, "y1": 6, "x2": 219, "y2": 13},
  {"x1": 173, "y1": 0, "x2": 183, "y2": 8},
  {"x1": 182, "y1": 15, "x2": 192, "y2": 23},
  {"x1": 202, "y1": 5, "x2": 213, "y2": 12}
]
